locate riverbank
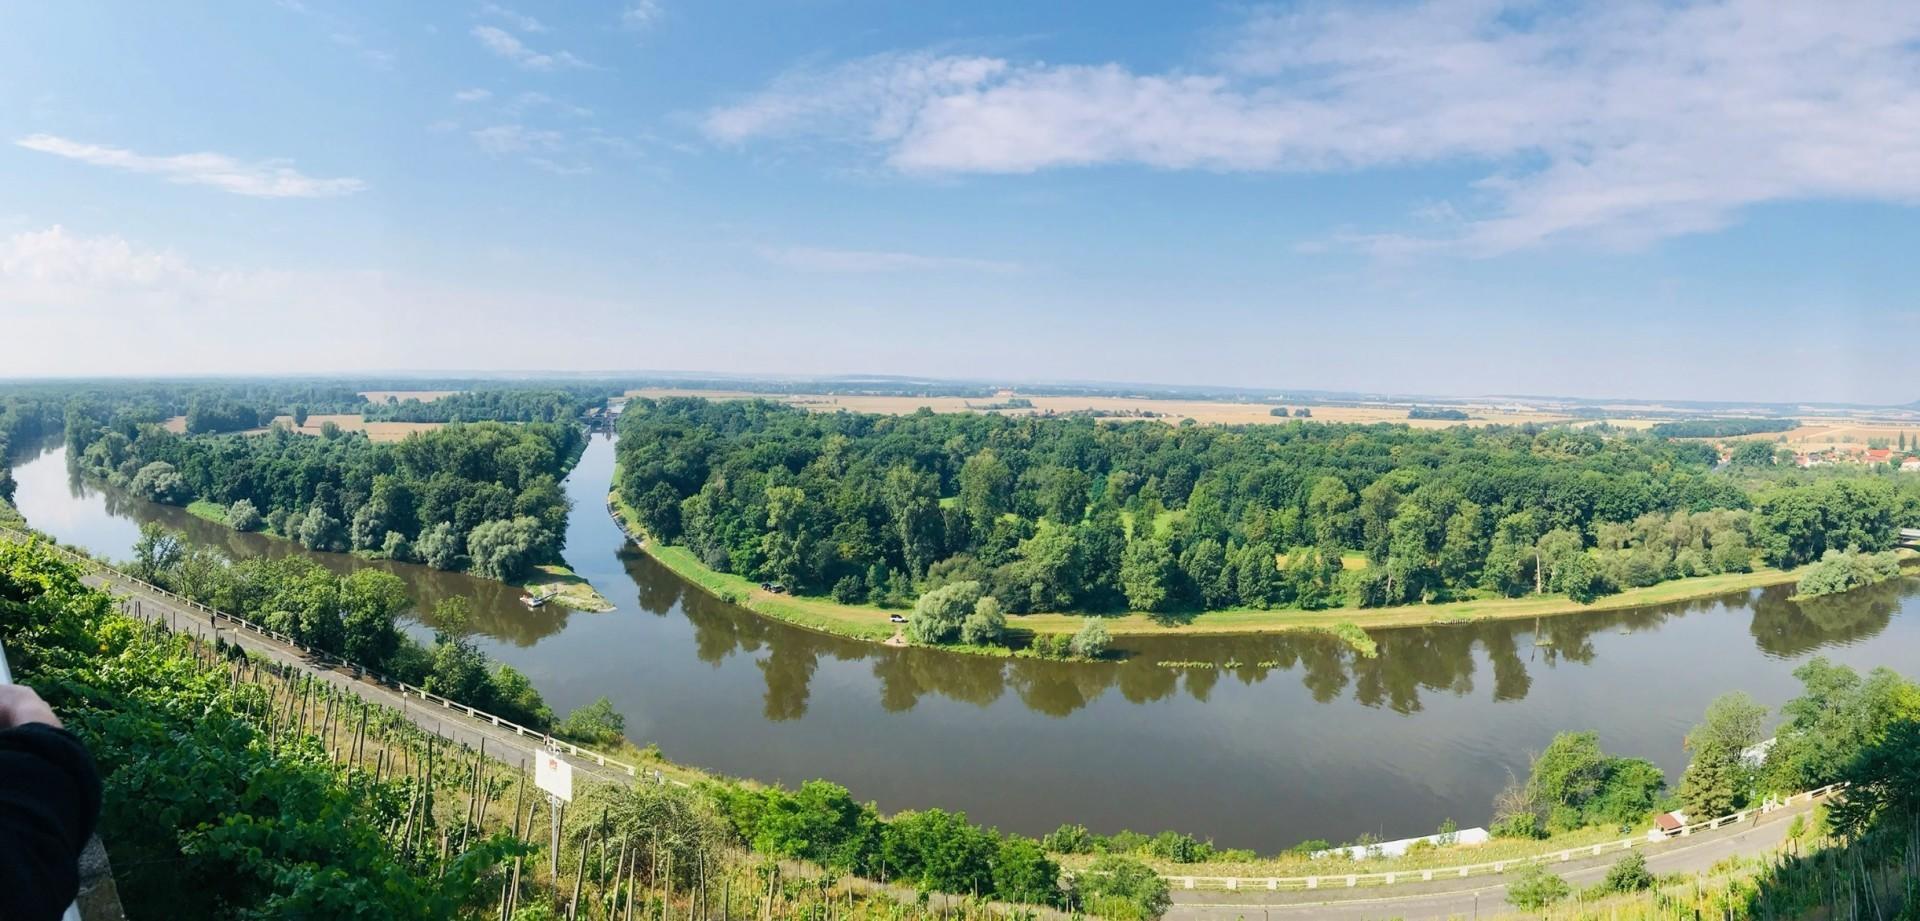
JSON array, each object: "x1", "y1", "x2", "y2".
[
  {"x1": 606, "y1": 476, "x2": 1824, "y2": 649},
  {"x1": 76, "y1": 455, "x2": 618, "y2": 614}
]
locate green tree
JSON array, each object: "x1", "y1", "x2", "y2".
[
  {"x1": 129, "y1": 460, "x2": 190, "y2": 504},
  {"x1": 1120, "y1": 538, "x2": 1175, "y2": 612},
  {"x1": 960, "y1": 595, "x2": 1006, "y2": 646},
  {"x1": 129, "y1": 521, "x2": 184, "y2": 583},
  {"x1": 1679, "y1": 692, "x2": 1767, "y2": 818},
  {"x1": 1072, "y1": 855, "x2": 1170, "y2": 920},
  {"x1": 1069, "y1": 617, "x2": 1111, "y2": 659},
  {"x1": 226, "y1": 499, "x2": 263, "y2": 531},
  {"x1": 908, "y1": 580, "x2": 982, "y2": 644},
  {"x1": 338, "y1": 569, "x2": 408, "y2": 667},
  {"x1": 555, "y1": 696, "x2": 627, "y2": 746},
  {"x1": 466, "y1": 516, "x2": 551, "y2": 581},
  {"x1": 416, "y1": 522, "x2": 463, "y2": 571}
]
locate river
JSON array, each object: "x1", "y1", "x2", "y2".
[{"x1": 11, "y1": 433, "x2": 1918, "y2": 852}]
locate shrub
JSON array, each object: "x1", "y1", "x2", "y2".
[
  {"x1": 227, "y1": 499, "x2": 263, "y2": 531},
  {"x1": 908, "y1": 580, "x2": 982, "y2": 644},
  {"x1": 1507, "y1": 863, "x2": 1571, "y2": 909},
  {"x1": 1072, "y1": 855, "x2": 1170, "y2": 920},
  {"x1": 1600, "y1": 851, "x2": 1654, "y2": 893},
  {"x1": 1069, "y1": 617, "x2": 1111, "y2": 659},
  {"x1": 1043, "y1": 823, "x2": 1095, "y2": 854},
  {"x1": 959, "y1": 595, "x2": 1006, "y2": 646},
  {"x1": 555, "y1": 696, "x2": 626, "y2": 747}
]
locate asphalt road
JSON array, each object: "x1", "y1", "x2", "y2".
[{"x1": 1167, "y1": 801, "x2": 1810, "y2": 920}]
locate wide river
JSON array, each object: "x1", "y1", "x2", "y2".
[{"x1": 12, "y1": 434, "x2": 1919, "y2": 851}]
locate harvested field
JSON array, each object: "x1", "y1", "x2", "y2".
[
  {"x1": 1717, "y1": 416, "x2": 1920, "y2": 453},
  {"x1": 358, "y1": 389, "x2": 459, "y2": 404},
  {"x1": 622, "y1": 388, "x2": 1578, "y2": 428},
  {"x1": 160, "y1": 415, "x2": 187, "y2": 433},
  {"x1": 256, "y1": 414, "x2": 447, "y2": 443}
]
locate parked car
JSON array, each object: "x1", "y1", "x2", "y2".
[{"x1": 889, "y1": 614, "x2": 907, "y2": 624}]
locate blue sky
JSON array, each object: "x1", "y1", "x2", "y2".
[{"x1": 4, "y1": 1, "x2": 1919, "y2": 403}]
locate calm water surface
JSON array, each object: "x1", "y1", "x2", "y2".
[{"x1": 13, "y1": 434, "x2": 1917, "y2": 851}]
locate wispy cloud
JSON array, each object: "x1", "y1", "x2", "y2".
[
  {"x1": 621, "y1": 1, "x2": 661, "y2": 31},
  {"x1": 756, "y1": 245, "x2": 1019, "y2": 274},
  {"x1": 275, "y1": 0, "x2": 393, "y2": 69},
  {"x1": 706, "y1": 0, "x2": 1920, "y2": 251},
  {"x1": 480, "y1": 3, "x2": 546, "y2": 33},
  {"x1": 469, "y1": 124, "x2": 563, "y2": 155},
  {"x1": 453, "y1": 88, "x2": 493, "y2": 103},
  {"x1": 471, "y1": 25, "x2": 586, "y2": 71},
  {"x1": 16, "y1": 134, "x2": 366, "y2": 199}
]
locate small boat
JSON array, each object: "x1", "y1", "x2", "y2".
[{"x1": 522, "y1": 588, "x2": 560, "y2": 608}]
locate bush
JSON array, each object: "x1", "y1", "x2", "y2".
[
  {"x1": 907, "y1": 580, "x2": 982, "y2": 644},
  {"x1": 555, "y1": 695, "x2": 626, "y2": 747},
  {"x1": 1072, "y1": 855, "x2": 1170, "y2": 920},
  {"x1": 1600, "y1": 851, "x2": 1654, "y2": 893},
  {"x1": 1507, "y1": 863, "x2": 1571, "y2": 909},
  {"x1": 129, "y1": 460, "x2": 190, "y2": 504},
  {"x1": 227, "y1": 499, "x2": 262, "y2": 531},
  {"x1": 1043, "y1": 823, "x2": 1095, "y2": 854},
  {"x1": 959, "y1": 595, "x2": 1006, "y2": 646},
  {"x1": 1794, "y1": 548, "x2": 1902, "y2": 599},
  {"x1": 1069, "y1": 617, "x2": 1111, "y2": 659}
]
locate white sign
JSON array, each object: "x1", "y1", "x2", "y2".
[{"x1": 535, "y1": 750, "x2": 574, "y2": 802}]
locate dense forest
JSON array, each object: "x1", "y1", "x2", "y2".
[
  {"x1": 615, "y1": 398, "x2": 1917, "y2": 638},
  {"x1": 1648, "y1": 418, "x2": 1799, "y2": 438},
  {"x1": 360, "y1": 388, "x2": 603, "y2": 423},
  {"x1": 68, "y1": 414, "x2": 583, "y2": 583}
]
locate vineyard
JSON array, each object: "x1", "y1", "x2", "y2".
[{"x1": 0, "y1": 534, "x2": 1097, "y2": 920}]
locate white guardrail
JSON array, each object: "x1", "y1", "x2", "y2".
[
  {"x1": 0, "y1": 526, "x2": 1846, "y2": 890},
  {"x1": 0, "y1": 526, "x2": 647, "y2": 781},
  {"x1": 1152, "y1": 782, "x2": 1845, "y2": 892}
]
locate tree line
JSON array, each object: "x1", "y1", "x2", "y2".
[
  {"x1": 360, "y1": 387, "x2": 607, "y2": 423},
  {"x1": 614, "y1": 398, "x2": 1919, "y2": 638},
  {"x1": 1648, "y1": 417, "x2": 1799, "y2": 438},
  {"x1": 70, "y1": 415, "x2": 582, "y2": 583}
]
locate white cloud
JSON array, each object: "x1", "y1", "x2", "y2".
[
  {"x1": 0, "y1": 225, "x2": 206, "y2": 291},
  {"x1": 756, "y1": 245, "x2": 1019, "y2": 274},
  {"x1": 480, "y1": 3, "x2": 546, "y2": 34},
  {"x1": 471, "y1": 25, "x2": 586, "y2": 71},
  {"x1": 621, "y1": 1, "x2": 661, "y2": 31},
  {"x1": 16, "y1": 134, "x2": 366, "y2": 199},
  {"x1": 453, "y1": 88, "x2": 493, "y2": 103},
  {"x1": 705, "y1": 0, "x2": 1920, "y2": 250},
  {"x1": 470, "y1": 124, "x2": 563, "y2": 155},
  {"x1": 0, "y1": 225, "x2": 631, "y2": 376}
]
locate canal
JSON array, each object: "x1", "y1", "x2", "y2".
[{"x1": 11, "y1": 433, "x2": 1918, "y2": 852}]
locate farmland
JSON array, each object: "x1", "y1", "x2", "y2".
[
  {"x1": 358, "y1": 388, "x2": 460, "y2": 403},
  {"x1": 621, "y1": 387, "x2": 1586, "y2": 428},
  {"x1": 259, "y1": 413, "x2": 449, "y2": 442}
]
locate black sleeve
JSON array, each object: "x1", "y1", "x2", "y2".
[{"x1": 0, "y1": 723, "x2": 102, "y2": 921}]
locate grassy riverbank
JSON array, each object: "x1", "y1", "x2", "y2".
[{"x1": 608, "y1": 475, "x2": 1827, "y2": 651}]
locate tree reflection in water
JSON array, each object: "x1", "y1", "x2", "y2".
[
  {"x1": 73, "y1": 448, "x2": 1905, "y2": 725},
  {"x1": 640, "y1": 566, "x2": 1904, "y2": 722}
]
